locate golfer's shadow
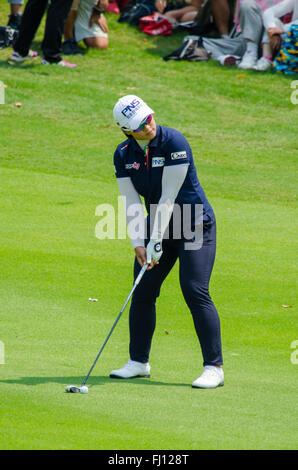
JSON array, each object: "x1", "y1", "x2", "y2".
[{"x1": 0, "y1": 376, "x2": 190, "y2": 388}]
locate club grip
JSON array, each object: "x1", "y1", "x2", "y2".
[{"x1": 135, "y1": 263, "x2": 148, "y2": 286}]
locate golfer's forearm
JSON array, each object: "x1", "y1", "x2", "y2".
[
  {"x1": 151, "y1": 163, "x2": 189, "y2": 241},
  {"x1": 116, "y1": 177, "x2": 146, "y2": 248}
]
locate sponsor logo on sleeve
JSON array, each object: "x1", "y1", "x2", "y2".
[
  {"x1": 152, "y1": 157, "x2": 165, "y2": 168},
  {"x1": 171, "y1": 151, "x2": 187, "y2": 160},
  {"x1": 125, "y1": 162, "x2": 140, "y2": 170}
]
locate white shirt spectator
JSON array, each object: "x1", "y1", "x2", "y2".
[{"x1": 263, "y1": 0, "x2": 298, "y2": 32}]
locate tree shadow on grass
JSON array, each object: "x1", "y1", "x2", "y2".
[
  {"x1": 0, "y1": 376, "x2": 190, "y2": 388},
  {"x1": 0, "y1": 60, "x2": 39, "y2": 71},
  {"x1": 144, "y1": 32, "x2": 186, "y2": 59}
]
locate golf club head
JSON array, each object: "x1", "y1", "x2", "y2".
[{"x1": 65, "y1": 385, "x2": 88, "y2": 394}]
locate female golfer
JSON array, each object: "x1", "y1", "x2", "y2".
[{"x1": 110, "y1": 95, "x2": 224, "y2": 388}]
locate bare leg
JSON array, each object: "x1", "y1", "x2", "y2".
[
  {"x1": 211, "y1": 0, "x2": 230, "y2": 36},
  {"x1": 64, "y1": 8, "x2": 78, "y2": 39},
  {"x1": 180, "y1": 9, "x2": 199, "y2": 22},
  {"x1": 10, "y1": 4, "x2": 22, "y2": 15},
  {"x1": 62, "y1": 2, "x2": 79, "y2": 55},
  {"x1": 84, "y1": 36, "x2": 108, "y2": 50},
  {"x1": 165, "y1": 6, "x2": 199, "y2": 22},
  {"x1": 8, "y1": 2, "x2": 23, "y2": 29},
  {"x1": 262, "y1": 42, "x2": 273, "y2": 59},
  {"x1": 165, "y1": 0, "x2": 203, "y2": 23}
]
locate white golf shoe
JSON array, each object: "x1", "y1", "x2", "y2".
[
  {"x1": 110, "y1": 359, "x2": 151, "y2": 379},
  {"x1": 192, "y1": 366, "x2": 224, "y2": 389},
  {"x1": 253, "y1": 57, "x2": 272, "y2": 71},
  {"x1": 238, "y1": 52, "x2": 257, "y2": 69}
]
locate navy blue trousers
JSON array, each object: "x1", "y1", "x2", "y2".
[{"x1": 129, "y1": 221, "x2": 223, "y2": 366}]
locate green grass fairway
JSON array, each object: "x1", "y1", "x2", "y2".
[{"x1": 0, "y1": 5, "x2": 297, "y2": 450}]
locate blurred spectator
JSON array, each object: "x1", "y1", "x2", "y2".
[
  {"x1": 164, "y1": 0, "x2": 203, "y2": 24},
  {"x1": 200, "y1": 34, "x2": 246, "y2": 63},
  {"x1": 234, "y1": 0, "x2": 282, "y2": 69},
  {"x1": 106, "y1": 0, "x2": 120, "y2": 13},
  {"x1": 155, "y1": 0, "x2": 167, "y2": 13},
  {"x1": 254, "y1": 0, "x2": 298, "y2": 70},
  {"x1": 264, "y1": 0, "x2": 298, "y2": 45},
  {"x1": 178, "y1": 0, "x2": 284, "y2": 68},
  {"x1": 211, "y1": 0, "x2": 232, "y2": 36},
  {"x1": 63, "y1": 0, "x2": 81, "y2": 53},
  {"x1": 116, "y1": 0, "x2": 131, "y2": 10},
  {"x1": 63, "y1": 0, "x2": 108, "y2": 53},
  {"x1": 7, "y1": 0, "x2": 23, "y2": 30},
  {"x1": 10, "y1": 0, "x2": 77, "y2": 67},
  {"x1": 236, "y1": 0, "x2": 266, "y2": 68},
  {"x1": 188, "y1": 0, "x2": 263, "y2": 65},
  {"x1": 163, "y1": 0, "x2": 233, "y2": 37}
]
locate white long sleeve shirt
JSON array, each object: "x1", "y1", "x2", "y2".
[
  {"x1": 117, "y1": 163, "x2": 189, "y2": 248},
  {"x1": 263, "y1": 0, "x2": 298, "y2": 32}
]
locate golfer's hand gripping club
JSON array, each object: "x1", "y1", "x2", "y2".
[{"x1": 146, "y1": 239, "x2": 163, "y2": 265}]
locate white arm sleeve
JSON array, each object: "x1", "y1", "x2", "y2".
[
  {"x1": 263, "y1": 0, "x2": 295, "y2": 30},
  {"x1": 117, "y1": 177, "x2": 146, "y2": 248},
  {"x1": 151, "y1": 163, "x2": 189, "y2": 241}
]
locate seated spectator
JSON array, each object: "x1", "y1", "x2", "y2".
[
  {"x1": 63, "y1": 0, "x2": 108, "y2": 53},
  {"x1": 254, "y1": 0, "x2": 298, "y2": 70},
  {"x1": 190, "y1": 0, "x2": 264, "y2": 65},
  {"x1": 178, "y1": 0, "x2": 283, "y2": 67},
  {"x1": 7, "y1": 0, "x2": 23, "y2": 30},
  {"x1": 163, "y1": 0, "x2": 233, "y2": 37},
  {"x1": 211, "y1": 0, "x2": 234, "y2": 37},
  {"x1": 163, "y1": 0, "x2": 203, "y2": 24},
  {"x1": 200, "y1": 34, "x2": 246, "y2": 64},
  {"x1": 234, "y1": 0, "x2": 282, "y2": 69}
]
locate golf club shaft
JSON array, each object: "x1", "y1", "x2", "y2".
[{"x1": 81, "y1": 264, "x2": 148, "y2": 386}]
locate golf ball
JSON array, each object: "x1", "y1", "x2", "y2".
[{"x1": 80, "y1": 386, "x2": 88, "y2": 394}]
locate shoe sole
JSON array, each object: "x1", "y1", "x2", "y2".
[
  {"x1": 41, "y1": 61, "x2": 77, "y2": 68},
  {"x1": 10, "y1": 57, "x2": 28, "y2": 63},
  {"x1": 10, "y1": 55, "x2": 38, "y2": 63},
  {"x1": 109, "y1": 374, "x2": 150, "y2": 379},
  {"x1": 192, "y1": 381, "x2": 224, "y2": 389}
]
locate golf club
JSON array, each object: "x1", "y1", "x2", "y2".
[{"x1": 65, "y1": 263, "x2": 148, "y2": 394}]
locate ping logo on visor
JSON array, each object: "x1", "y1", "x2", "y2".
[{"x1": 121, "y1": 98, "x2": 141, "y2": 119}]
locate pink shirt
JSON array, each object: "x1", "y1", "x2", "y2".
[{"x1": 234, "y1": 0, "x2": 282, "y2": 25}]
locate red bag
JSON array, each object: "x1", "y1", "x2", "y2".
[{"x1": 139, "y1": 13, "x2": 172, "y2": 36}]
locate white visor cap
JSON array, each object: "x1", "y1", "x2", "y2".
[{"x1": 113, "y1": 95, "x2": 154, "y2": 131}]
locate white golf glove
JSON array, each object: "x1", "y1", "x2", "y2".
[{"x1": 146, "y1": 239, "x2": 163, "y2": 264}]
